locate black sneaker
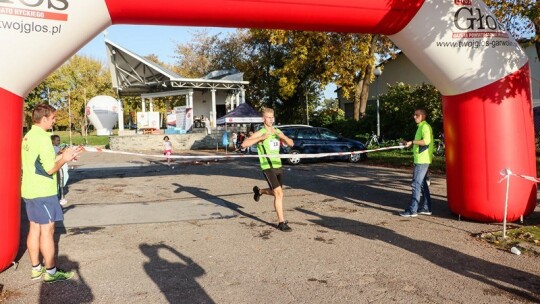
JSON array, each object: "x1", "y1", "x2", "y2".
[
  {"x1": 277, "y1": 221, "x2": 292, "y2": 232},
  {"x1": 253, "y1": 186, "x2": 261, "y2": 202}
]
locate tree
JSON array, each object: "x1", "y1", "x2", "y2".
[
  {"x1": 170, "y1": 29, "x2": 396, "y2": 123},
  {"x1": 379, "y1": 83, "x2": 443, "y2": 139},
  {"x1": 172, "y1": 29, "x2": 221, "y2": 77},
  {"x1": 237, "y1": 31, "x2": 397, "y2": 122},
  {"x1": 144, "y1": 53, "x2": 170, "y2": 68},
  {"x1": 484, "y1": 1, "x2": 539, "y2": 54},
  {"x1": 323, "y1": 83, "x2": 443, "y2": 141},
  {"x1": 223, "y1": 30, "x2": 382, "y2": 122},
  {"x1": 310, "y1": 98, "x2": 345, "y2": 126},
  {"x1": 23, "y1": 82, "x2": 50, "y2": 129},
  {"x1": 25, "y1": 55, "x2": 115, "y2": 133},
  {"x1": 171, "y1": 29, "x2": 285, "y2": 114}
]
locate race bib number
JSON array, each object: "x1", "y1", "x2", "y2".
[{"x1": 269, "y1": 139, "x2": 280, "y2": 151}]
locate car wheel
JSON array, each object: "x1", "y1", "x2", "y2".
[
  {"x1": 287, "y1": 150, "x2": 301, "y2": 165},
  {"x1": 349, "y1": 150, "x2": 362, "y2": 163}
]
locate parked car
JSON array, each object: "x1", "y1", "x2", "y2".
[{"x1": 277, "y1": 125, "x2": 368, "y2": 165}]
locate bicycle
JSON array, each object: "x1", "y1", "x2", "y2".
[
  {"x1": 434, "y1": 132, "x2": 445, "y2": 156},
  {"x1": 366, "y1": 132, "x2": 381, "y2": 148}
]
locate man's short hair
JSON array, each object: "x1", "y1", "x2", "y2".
[
  {"x1": 32, "y1": 103, "x2": 56, "y2": 123},
  {"x1": 415, "y1": 108, "x2": 428, "y2": 116},
  {"x1": 262, "y1": 108, "x2": 274, "y2": 116}
]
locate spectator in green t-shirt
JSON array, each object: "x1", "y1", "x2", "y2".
[
  {"x1": 22, "y1": 104, "x2": 82, "y2": 283},
  {"x1": 399, "y1": 107, "x2": 434, "y2": 217}
]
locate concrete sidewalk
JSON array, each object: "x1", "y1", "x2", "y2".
[{"x1": 1, "y1": 151, "x2": 539, "y2": 303}]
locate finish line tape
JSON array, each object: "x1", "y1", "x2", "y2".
[
  {"x1": 83, "y1": 145, "x2": 405, "y2": 160},
  {"x1": 499, "y1": 168, "x2": 540, "y2": 184}
]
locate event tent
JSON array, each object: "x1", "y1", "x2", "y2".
[{"x1": 216, "y1": 103, "x2": 263, "y2": 124}]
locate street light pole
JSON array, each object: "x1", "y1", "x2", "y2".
[{"x1": 374, "y1": 67, "x2": 382, "y2": 138}]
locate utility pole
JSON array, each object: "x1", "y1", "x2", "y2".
[
  {"x1": 305, "y1": 88, "x2": 309, "y2": 126},
  {"x1": 374, "y1": 67, "x2": 383, "y2": 137},
  {"x1": 68, "y1": 89, "x2": 72, "y2": 146},
  {"x1": 84, "y1": 88, "x2": 88, "y2": 145}
]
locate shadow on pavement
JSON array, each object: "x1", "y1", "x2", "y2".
[
  {"x1": 140, "y1": 243, "x2": 214, "y2": 304},
  {"x1": 172, "y1": 182, "x2": 272, "y2": 228},
  {"x1": 68, "y1": 158, "x2": 536, "y2": 230},
  {"x1": 297, "y1": 207, "x2": 540, "y2": 302},
  {"x1": 39, "y1": 254, "x2": 93, "y2": 303}
]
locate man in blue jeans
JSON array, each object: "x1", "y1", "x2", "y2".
[{"x1": 400, "y1": 108, "x2": 434, "y2": 217}]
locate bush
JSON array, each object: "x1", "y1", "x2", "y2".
[{"x1": 322, "y1": 83, "x2": 443, "y2": 143}]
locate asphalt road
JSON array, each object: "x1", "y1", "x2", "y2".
[{"x1": 1, "y1": 151, "x2": 539, "y2": 303}]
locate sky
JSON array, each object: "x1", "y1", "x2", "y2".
[
  {"x1": 77, "y1": 25, "x2": 231, "y2": 65},
  {"x1": 77, "y1": 25, "x2": 337, "y2": 99}
]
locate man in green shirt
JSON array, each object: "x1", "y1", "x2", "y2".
[
  {"x1": 400, "y1": 108, "x2": 434, "y2": 217},
  {"x1": 241, "y1": 108, "x2": 294, "y2": 231},
  {"x1": 22, "y1": 104, "x2": 82, "y2": 282}
]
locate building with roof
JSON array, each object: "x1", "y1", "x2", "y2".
[{"x1": 105, "y1": 39, "x2": 249, "y2": 131}]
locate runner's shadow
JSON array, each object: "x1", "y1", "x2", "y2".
[
  {"x1": 297, "y1": 208, "x2": 540, "y2": 302},
  {"x1": 140, "y1": 243, "x2": 214, "y2": 304},
  {"x1": 39, "y1": 255, "x2": 94, "y2": 303},
  {"x1": 172, "y1": 182, "x2": 272, "y2": 227}
]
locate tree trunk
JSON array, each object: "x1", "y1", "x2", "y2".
[
  {"x1": 353, "y1": 79, "x2": 364, "y2": 121},
  {"x1": 359, "y1": 35, "x2": 378, "y2": 118},
  {"x1": 353, "y1": 35, "x2": 378, "y2": 120},
  {"x1": 359, "y1": 64, "x2": 373, "y2": 115}
]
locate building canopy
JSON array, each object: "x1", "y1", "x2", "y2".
[{"x1": 105, "y1": 39, "x2": 248, "y2": 97}]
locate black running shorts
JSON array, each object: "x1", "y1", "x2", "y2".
[{"x1": 262, "y1": 168, "x2": 283, "y2": 190}]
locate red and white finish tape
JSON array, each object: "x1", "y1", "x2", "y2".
[{"x1": 83, "y1": 145, "x2": 405, "y2": 160}]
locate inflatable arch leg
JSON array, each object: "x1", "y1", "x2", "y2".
[
  {"x1": 0, "y1": 0, "x2": 536, "y2": 272},
  {"x1": 443, "y1": 65, "x2": 536, "y2": 222},
  {"x1": 0, "y1": 89, "x2": 23, "y2": 273}
]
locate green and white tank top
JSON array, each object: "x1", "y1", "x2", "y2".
[{"x1": 256, "y1": 128, "x2": 282, "y2": 170}]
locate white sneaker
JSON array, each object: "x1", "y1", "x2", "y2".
[{"x1": 59, "y1": 198, "x2": 68, "y2": 205}]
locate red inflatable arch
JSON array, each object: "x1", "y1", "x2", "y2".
[{"x1": 0, "y1": 0, "x2": 536, "y2": 272}]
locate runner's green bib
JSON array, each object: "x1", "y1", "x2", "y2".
[{"x1": 257, "y1": 128, "x2": 283, "y2": 170}]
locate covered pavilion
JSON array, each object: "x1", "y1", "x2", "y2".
[{"x1": 105, "y1": 39, "x2": 249, "y2": 131}]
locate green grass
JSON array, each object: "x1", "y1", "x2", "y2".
[
  {"x1": 365, "y1": 148, "x2": 540, "y2": 176},
  {"x1": 364, "y1": 149, "x2": 447, "y2": 174},
  {"x1": 53, "y1": 131, "x2": 110, "y2": 147},
  {"x1": 477, "y1": 226, "x2": 540, "y2": 256}
]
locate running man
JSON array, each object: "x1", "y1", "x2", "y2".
[{"x1": 241, "y1": 108, "x2": 294, "y2": 231}]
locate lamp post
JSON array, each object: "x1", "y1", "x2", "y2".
[{"x1": 374, "y1": 66, "x2": 382, "y2": 138}]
